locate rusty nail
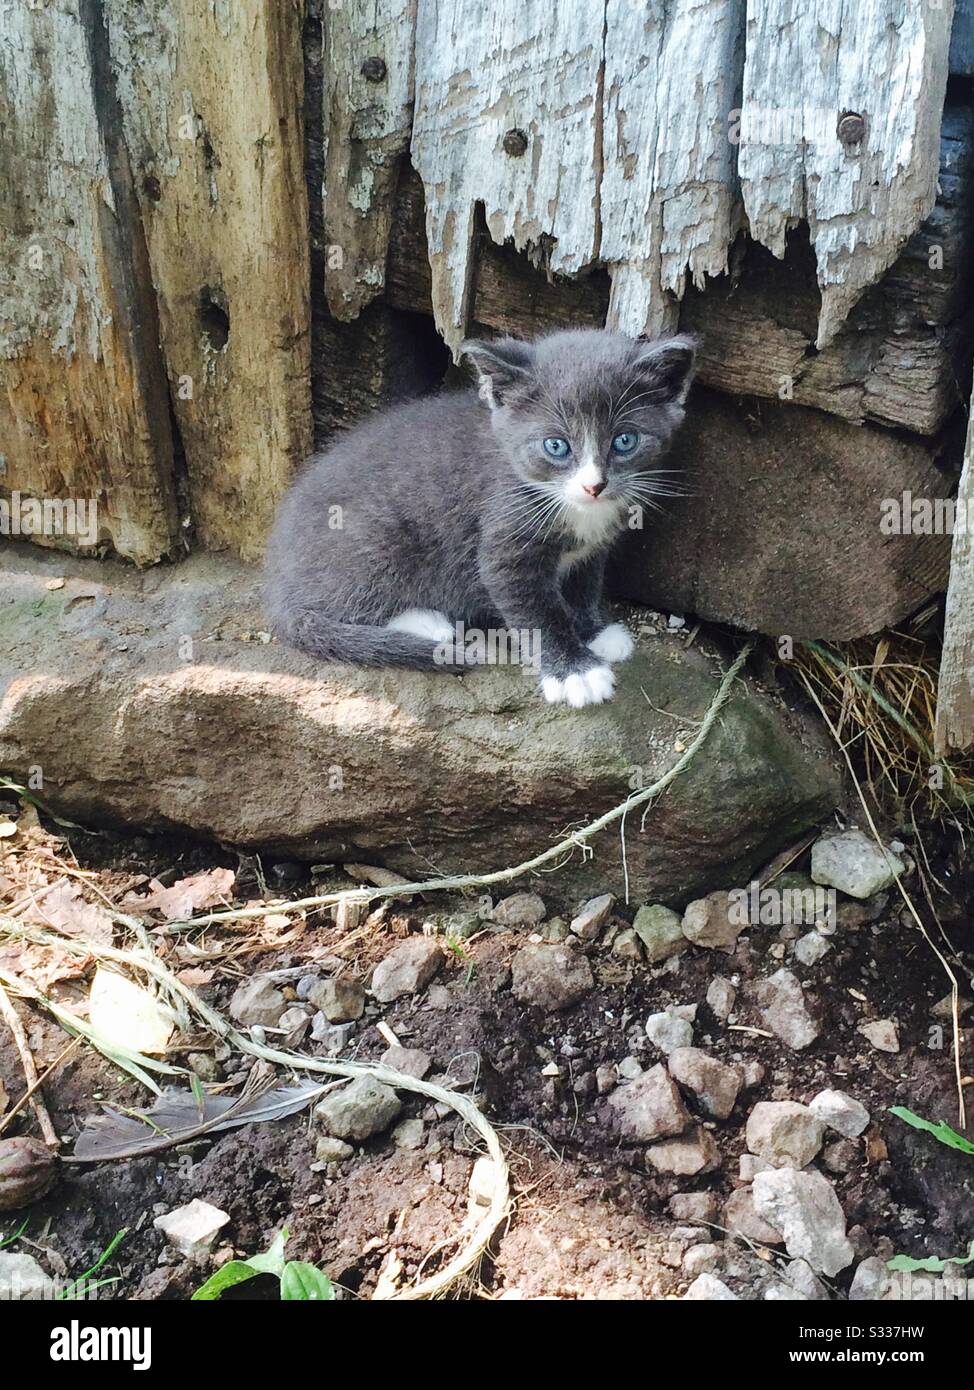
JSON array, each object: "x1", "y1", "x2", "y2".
[
  {"x1": 837, "y1": 111, "x2": 866, "y2": 147},
  {"x1": 360, "y1": 56, "x2": 387, "y2": 82}
]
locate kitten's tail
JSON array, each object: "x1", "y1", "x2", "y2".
[{"x1": 273, "y1": 607, "x2": 461, "y2": 673}]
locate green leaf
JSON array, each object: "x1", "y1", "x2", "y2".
[
  {"x1": 889, "y1": 1106, "x2": 974, "y2": 1156},
  {"x1": 191, "y1": 1261, "x2": 263, "y2": 1301},
  {"x1": 280, "y1": 1262, "x2": 335, "y2": 1301},
  {"x1": 245, "y1": 1228, "x2": 289, "y2": 1278},
  {"x1": 888, "y1": 1240, "x2": 974, "y2": 1274}
]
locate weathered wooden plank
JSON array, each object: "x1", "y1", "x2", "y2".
[
  {"x1": 0, "y1": 0, "x2": 179, "y2": 564},
  {"x1": 935, "y1": 408, "x2": 974, "y2": 755},
  {"x1": 601, "y1": 0, "x2": 745, "y2": 338},
  {"x1": 104, "y1": 0, "x2": 312, "y2": 560},
  {"x1": 320, "y1": 0, "x2": 416, "y2": 321},
  {"x1": 739, "y1": 0, "x2": 954, "y2": 348},
  {"x1": 411, "y1": 0, "x2": 604, "y2": 354}
]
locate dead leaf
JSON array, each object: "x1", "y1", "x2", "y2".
[
  {"x1": 123, "y1": 867, "x2": 236, "y2": 921},
  {"x1": 176, "y1": 967, "x2": 215, "y2": 987},
  {"x1": 89, "y1": 967, "x2": 173, "y2": 1054}
]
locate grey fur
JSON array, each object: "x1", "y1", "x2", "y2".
[{"x1": 264, "y1": 328, "x2": 696, "y2": 697}]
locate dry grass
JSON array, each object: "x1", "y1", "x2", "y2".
[{"x1": 787, "y1": 631, "x2": 974, "y2": 821}]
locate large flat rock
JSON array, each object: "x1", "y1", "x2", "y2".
[{"x1": 0, "y1": 547, "x2": 839, "y2": 904}]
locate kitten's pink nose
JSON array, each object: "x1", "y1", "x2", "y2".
[{"x1": 583, "y1": 479, "x2": 606, "y2": 498}]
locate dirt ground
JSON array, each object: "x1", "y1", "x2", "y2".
[{"x1": 1, "y1": 802, "x2": 972, "y2": 1302}]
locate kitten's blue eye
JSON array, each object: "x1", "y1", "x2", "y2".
[
  {"x1": 611, "y1": 431, "x2": 640, "y2": 455},
  {"x1": 543, "y1": 436, "x2": 571, "y2": 460}
]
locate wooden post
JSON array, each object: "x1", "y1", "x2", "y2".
[{"x1": 935, "y1": 408, "x2": 974, "y2": 756}]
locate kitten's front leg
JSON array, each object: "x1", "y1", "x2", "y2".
[
  {"x1": 561, "y1": 554, "x2": 635, "y2": 666},
  {"x1": 479, "y1": 551, "x2": 614, "y2": 708}
]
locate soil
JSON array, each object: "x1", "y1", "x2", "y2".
[{"x1": 1, "y1": 808, "x2": 973, "y2": 1302}]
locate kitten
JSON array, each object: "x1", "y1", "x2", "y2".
[{"x1": 264, "y1": 328, "x2": 696, "y2": 707}]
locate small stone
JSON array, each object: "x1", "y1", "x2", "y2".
[
  {"x1": 785, "y1": 1258, "x2": 829, "y2": 1301},
  {"x1": 618, "y1": 1055, "x2": 643, "y2": 1080},
  {"x1": 541, "y1": 917, "x2": 570, "y2": 943},
  {"x1": 296, "y1": 974, "x2": 320, "y2": 1000},
  {"x1": 747, "y1": 969, "x2": 819, "y2": 1049},
  {"x1": 741, "y1": 1060, "x2": 766, "y2": 1090},
  {"x1": 683, "y1": 1243, "x2": 723, "y2": 1278},
  {"x1": 229, "y1": 976, "x2": 286, "y2": 1029},
  {"x1": 153, "y1": 1199, "x2": 230, "y2": 1258},
  {"x1": 858, "y1": 1019, "x2": 899, "y2": 1053},
  {"x1": 683, "y1": 1272, "x2": 738, "y2": 1300},
  {"x1": 380, "y1": 1045, "x2": 432, "y2": 1079},
  {"x1": 510, "y1": 942, "x2": 594, "y2": 1012},
  {"x1": 645, "y1": 1009, "x2": 694, "y2": 1054},
  {"x1": 836, "y1": 893, "x2": 889, "y2": 928},
  {"x1": 669, "y1": 1191, "x2": 719, "y2": 1225},
  {"x1": 681, "y1": 891, "x2": 746, "y2": 952},
  {"x1": 823, "y1": 1139, "x2": 860, "y2": 1175},
  {"x1": 723, "y1": 1188, "x2": 783, "y2": 1245},
  {"x1": 445, "y1": 910, "x2": 481, "y2": 940},
  {"x1": 667, "y1": 1047, "x2": 742, "y2": 1119},
  {"x1": 278, "y1": 1006, "x2": 311, "y2": 1045},
  {"x1": 570, "y1": 893, "x2": 614, "y2": 940},
  {"x1": 611, "y1": 927, "x2": 643, "y2": 961},
  {"x1": 752, "y1": 1168, "x2": 854, "y2": 1277},
  {"x1": 491, "y1": 892, "x2": 546, "y2": 927},
  {"x1": 306, "y1": 977, "x2": 366, "y2": 1023},
  {"x1": 632, "y1": 904, "x2": 686, "y2": 962},
  {"x1": 595, "y1": 1063, "x2": 618, "y2": 1095},
  {"x1": 0, "y1": 1251, "x2": 57, "y2": 1299},
  {"x1": 426, "y1": 984, "x2": 453, "y2": 1009},
  {"x1": 187, "y1": 1052, "x2": 221, "y2": 1082},
  {"x1": 573, "y1": 1071, "x2": 596, "y2": 1097},
  {"x1": 746, "y1": 1101, "x2": 825, "y2": 1168},
  {"x1": 809, "y1": 1088, "x2": 870, "y2": 1138},
  {"x1": 310, "y1": 1016, "x2": 355, "y2": 1054},
  {"x1": 849, "y1": 1255, "x2": 889, "y2": 1301},
  {"x1": 315, "y1": 1077, "x2": 402, "y2": 1140},
  {"x1": 931, "y1": 992, "x2": 972, "y2": 1019},
  {"x1": 739, "y1": 1153, "x2": 773, "y2": 1182},
  {"x1": 608, "y1": 1063, "x2": 690, "y2": 1142},
  {"x1": 392, "y1": 1118, "x2": 425, "y2": 1150},
  {"x1": 811, "y1": 829, "x2": 904, "y2": 900},
  {"x1": 706, "y1": 976, "x2": 736, "y2": 1020},
  {"x1": 794, "y1": 931, "x2": 831, "y2": 966},
  {"x1": 371, "y1": 937, "x2": 443, "y2": 1002},
  {"x1": 646, "y1": 1126, "x2": 719, "y2": 1175},
  {"x1": 468, "y1": 1155, "x2": 500, "y2": 1208},
  {"x1": 315, "y1": 1135, "x2": 354, "y2": 1163}
]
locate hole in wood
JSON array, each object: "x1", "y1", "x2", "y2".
[{"x1": 199, "y1": 289, "x2": 230, "y2": 351}]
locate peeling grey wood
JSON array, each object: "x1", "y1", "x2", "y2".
[
  {"x1": 321, "y1": 0, "x2": 416, "y2": 321},
  {"x1": 411, "y1": 0, "x2": 604, "y2": 355},
  {"x1": 601, "y1": 0, "x2": 745, "y2": 338},
  {"x1": 935, "y1": 408, "x2": 974, "y2": 756},
  {"x1": 739, "y1": 0, "x2": 955, "y2": 348},
  {"x1": 0, "y1": 0, "x2": 178, "y2": 563}
]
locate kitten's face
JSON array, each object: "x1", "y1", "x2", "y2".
[{"x1": 462, "y1": 330, "x2": 697, "y2": 528}]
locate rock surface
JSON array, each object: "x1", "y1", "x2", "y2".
[
  {"x1": 632, "y1": 904, "x2": 686, "y2": 961},
  {"x1": 229, "y1": 977, "x2": 286, "y2": 1029},
  {"x1": 747, "y1": 969, "x2": 819, "y2": 1049},
  {"x1": 510, "y1": 943, "x2": 594, "y2": 1012},
  {"x1": 306, "y1": 978, "x2": 366, "y2": 1023},
  {"x1": 668, "y1": 1047, "x2": 742, "y2": 1119},
  {"x1": 811, "y1": 829, "x2": 904, "y2": 899},
  {"x1": 681, "y1": 891, "x2": 747, "y2": 951},
  {"x1": 153, "y1": 1199, "x2": 230, "y2": 1258},
  {"x1": 752, "y1": 1168, "x2": 854, "y2": 1277},
  {"x1": 371, "y1": 937, "x2": 442, "y2": 1003},
  {"x1": 608, "y1": 1064, "x2": 690, "y2": 1142},
  {"x1": 0, "y1": 548, "x2": 839, "y2": 903},
  {"x1": 646, "y1": 1126, "x2": 719, "y2": 1175},
  {"x1": 746, "y1": 1101, "x2": 825, "y2": 1168},
  {"x1": 645, "y1": 1009, "x2": 694, "y2": 1054},
  {"x1": 683, "y1": 1272, "x2": 738, "y2": 1300},
  {"x1": 809, "y1": 1089, "x2": 870, "y2": 1138},
  {"x1": 315, "y1": 1077, "x2": 402, "y2": 1140}
]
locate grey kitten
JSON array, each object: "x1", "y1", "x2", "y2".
[{"x1": 264, "y1": 328, "x2": 696, "y2": 707}]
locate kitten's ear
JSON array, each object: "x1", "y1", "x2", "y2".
[
  {"x1": 632, "y1": 334, "x2": 698, "y2": 406},
  {"x1": 461, "y1": 337, "x2": 535, "y2": 409}
]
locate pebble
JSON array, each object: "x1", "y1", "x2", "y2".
[
  {"x1": 682, "y1": 1243, "x2": 724, "y2": 1278},
  {"x1": 310, "y1": 1017, "x2": 355, "y2": 1054},
  {"x1": 595, "y1": 1063, "x2": 618, "y2": 1095},
  {"x1": 315, "y1": 1135, "x2": 354, "y2": 1164},
  {"x1": 747, "y1": 969, "x2": 819, "y2": 1049},
  {"x1": 510, "y1": 942, "x2": 594, "y2": 1012},
  {"x1": 632, "y1": 904, "x2": 687, "y2": 962},
  {"x1": 667, "y1": 1046, "x2": 742, "y2": 1119},
  {"x1": 617, "y1": 1055, "x2": 643, "y2": 1080},
  {"x1": 187, "y1": 1052, "x2": 221, "y2": 1082},
  {"x1": 612, "y1": 928, "x2": 643, "y2": 961},
  {"x1": 706, "y1": 976, "x2": 736, "y2": 1021},
  {"x1": 746, "y1": 1101, "x2": 825, "y2": 1168},
  {"x1": 669, "y1": 1191, "x2": 720, "y2": 1225},
  {"x1": 848, "y1": 1255, "x2": 889, "y2": 1301},
  {"x1": 392, "y1": 1118, "x2": 425, "y2": 1150},
  {"x1": 306, "y1": 977, "x2": 366, "y2": 1023},
  {"x1": 858, "y1": 1018, "x2": 900, "y2": 1053},
  {"x1": 723, "y1": 1188, "x2": 783, "y2": 1245},
  {"x1": 752, "y1": 1168, "x2": 854, "y2": 1277},
  {"x1": 646, "y1": 1126, "x2": 719, "y2": 1176},
  {"x1": 0, "y1": 1252, "x2": 57, "y2": 1300},
  {"x1": 823, "y1": 1139, "x2": 860, "y2": 1175},
  {"x1": 738, "y1": 1153, "x2": 773, "y2": 1182},
  {"x1": 380, "y1": 1045, "x2": 432, "y2": 1079},
  {"x1": 570, "y1": 893, "x2": 615, "y2": 940},
  {"x1": 153, "y1": 1199, "x2": 230, "y2": 1258},
  {"x1": 371, "y1": 937, "x2": 443, "y2": 1003},
  {"x1": 315, "y1": 1077, "x2": 402, "y2": 1140},
  {"x1": 229, "y1": 976, "x2": 286, "y2": 1029},
  {"x1": 645, "y1": 1009, "x2": 694, "y2": 1054},
  {"x1": 681, "y1": 891, "x2": 747, "y2": 952},
  {"x1": 491, "y1": 892, "x2": 547, "y2": 927},
  {"x1": 811, "y1": 829, "x2": 904, "y2": 900},
  {"x1": 785, "y1": 1258, "x2": 829, "y2": 1301},
  {"x1": 608, "y1": 1063, "x2": 690, "y2": 1142},
  {"x1": 794, "y1": 931, "x2": 831, "y2": 966},
  {"x1": 683, "y1": 1272, "x2": 737, "y2": 1300},
  {"x1": 809, "y1": 1088, "x2": 870, "y2": 1138},
  {"x1": 278, "y1": 1006, "x2": 311, "y2": 1045}
]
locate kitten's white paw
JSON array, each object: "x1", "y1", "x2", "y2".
[
  {"x1": 542, "y1": 664, "x2": 615, "y2": 708},
  {"x1": 588, "y1": 623, "x2": 634, "y2": 664},
  {"x1": 387, "y1": 608, "x2": 455, "y2": 643}
]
